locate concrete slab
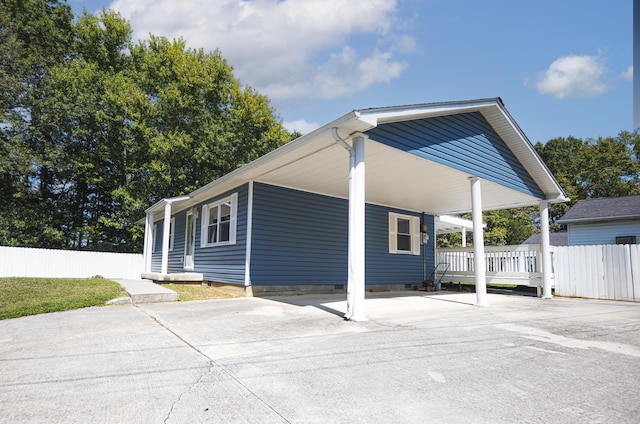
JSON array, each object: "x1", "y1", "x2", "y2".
[
  {"x1": 141, "y1": 272, "x2": 204, "y2": 282},
  {"x1": 1, "y1": 293, "x2": 639, "y2": 423},
  {"x1": 113, "y1": 278, "x2": 178, "y2": 303}
]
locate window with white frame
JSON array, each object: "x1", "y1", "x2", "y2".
[
  {"x1": 388, "y1": 212, "x2": 420, "y2": 255},
  {"x1": 201, "y1": 193, "x2": 238, "y2": 247}
]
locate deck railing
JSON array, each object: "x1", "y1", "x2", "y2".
[{"x1": 436, "y1": 244, "x2": 551, "y2": 287}]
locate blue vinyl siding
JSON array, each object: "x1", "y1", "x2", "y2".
[
  {"x1": 150, "y1": 217, "x2": 184, "y2": 272},
  {"x1": 568, "y1": 220, "x2": 640, "y2": 246},
  {"x1": 250, "y1": 183, "x2": 348, "y2": 285},
  {"x1": 365, "y1": 204, "x2": 434, "y2": 285},
  {"x1": 250, "y1": 183, "x2": 435, "y2": 286},
  {"x1": 150, "y1": 223, "x2": 161, "y2": 272},
  {"x1": 150, "y1": 184, "x2": 248, "y2": 284},
  {"x1": 365, "y1": 112, "x2": 544, "y2": 198},
  {"x1": 191, "y1": 184, "x2": 248, "y2": 284}
]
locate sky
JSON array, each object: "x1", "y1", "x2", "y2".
[{"x1": 69, "y1": 0, "x2": 634, "y2": 145}]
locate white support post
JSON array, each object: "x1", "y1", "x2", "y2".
[
  {"x1": 540, "y1": 201, "x2": 553, "y2": 299},
  {"x1": 461, "y1": 229, "x2": 467, "y2": 247},
  {"x1": 345, "y1": 147, "x2": 355, "y2": 318},
  {"x1": 161, "y1": 201, "x2": 172, "y2": 275},
  {"x1": 470, "y1": 177, "x2": 487, "y2": 306},
  {"x1": 346, "y1": 134, "x2": 367, "y2": 321},
  {"x1": 143, "y1": 212, "x2": 154, "y2": 273}
]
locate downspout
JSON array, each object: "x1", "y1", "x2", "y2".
[
  {"x1": 332, "y1": 127, "x2": 356, "y2": 320},
  {"x1": 332, "y1": 127, "x2": 354, "y2": 155}
]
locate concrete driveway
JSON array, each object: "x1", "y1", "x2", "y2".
[{"x1": 1, "y1": 293, "x2": 639, "y2": 423}]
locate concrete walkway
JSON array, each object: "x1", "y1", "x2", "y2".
[
  {"x1": 112, "y1": 278, "x2": 178, "y2": 303},
  {"x1": 1, "y1": 293, "x2": 639, "y2": 423}
]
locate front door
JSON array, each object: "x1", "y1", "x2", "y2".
[{"x1": 184, "y1": 211, "x2": 196, "y2": 270}]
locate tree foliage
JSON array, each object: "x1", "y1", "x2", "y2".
[
  {"x1": 0, "y1": 2, "x2": 294, "y2": 252},
  {"x1": 535, "y1": 131, "x2": 640, "y2": 228}
]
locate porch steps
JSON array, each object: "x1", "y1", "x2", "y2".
[{"x1": 112, "y1": 278, "x2": 179, "y2": 303}]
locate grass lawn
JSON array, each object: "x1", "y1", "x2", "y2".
[
  {"x1": 162, "y1": 283, "x2": 244, "y2": 301},
  {"x1": 0, "y1": 277, "x2": 128, "y2": 320}
]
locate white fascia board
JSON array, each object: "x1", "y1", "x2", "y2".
[
  {"x1": 355, "y1": 98, "x2": 499, "y2": 125},
  {"x1": 490, "y1": 104, "x2": 569, "y2": 204},
  {"x1": 144, "y1": 195, "x2": 191, "y2": 214},
  {"x1": 437, "y1": 215, "x2": 480, "y2": 230}
]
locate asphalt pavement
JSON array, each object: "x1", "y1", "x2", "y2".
[{"x1": 1, "y1": 292, "x2": 639, "y2": 423}]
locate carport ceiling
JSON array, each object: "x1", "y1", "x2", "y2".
[{"x1": 255, "y1": 137, "x2": 542, "y2": 216}]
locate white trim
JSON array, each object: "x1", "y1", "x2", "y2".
[
  {"x1": 244, "y1": 181, "x2": 254, "y2": 286},
  {"x1": 200, "y1": 193, "x2": 238, "y2": 248}
]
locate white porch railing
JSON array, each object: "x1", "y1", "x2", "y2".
[{"x1": 436, "y1": 244, "x2": 550, "y2": 287}]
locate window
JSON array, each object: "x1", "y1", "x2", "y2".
[
  {"x1": 201, "y1": 193, "x2": 238, "y2": 247},
  {"x1": 388, "y1": 212, "x2": 420, "y2": 255},
  {"x1": 152, "y1": 223, "x2": 157, "y2": 253},
  {"x1": 168, "y1": 217, "x2": 175, "y2": 251},
  {"x1": 616, "y1": 236, "x2": 637, "y2": 245}
]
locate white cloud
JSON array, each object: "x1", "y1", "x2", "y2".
[
  {"x1": 109, "y1": 0, "x2": 414, "y2": 101},
  {"x1": 621, "y1": 65, "x2": 633, "y2": 80},
  {"x1": 283, "y1": 119, "x2": 320, "y2": 135},
  {"x1": 533, "y1": 54, "x2": 611, "y2": 99}
]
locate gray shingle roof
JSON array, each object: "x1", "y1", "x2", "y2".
[
  {"x1": 522, "y1": 232, "x2": 568, "y2": 246},
  {"x1": 557, "y1": 195, "x2": 640, "y2": 223}
]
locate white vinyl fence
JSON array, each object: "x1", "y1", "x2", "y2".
[
  {"x1": 437, "y1": 244, "x2": 545, "y2": 287},
  {"x1": 0, "y1": 246, "x2": 143, "y2": 279},
  {"x1": 553, "y1": 244, "x2": 640, "y2": 302}
]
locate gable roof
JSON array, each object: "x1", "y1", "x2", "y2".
[
  {"x1": 146, "y1": 98, "x2": 568, "y2": 218},
  {"x1": 557, "y1": 195, "x2": 640, "y2": 224}
]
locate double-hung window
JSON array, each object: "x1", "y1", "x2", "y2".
[
  {"x1": 201, "y1": 193, "x2": 238, "y2": 247},
  {"x1": 388, "y1": 212, "x2": 420, "y2": 255}
]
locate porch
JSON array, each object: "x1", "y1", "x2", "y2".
[{"x1": 435, "y1": 244, "x2": 553, "y2": 296}]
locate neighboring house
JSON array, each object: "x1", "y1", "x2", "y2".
[
  {"x1": 141, "y1": 98, "x2": 567, "y2": 316},
  {"x1": 522, "y1": 232, "x2": 568, "y2": 246},
  {"x1": 556, "y1": 195, "x2": 640, "y2": 246}
]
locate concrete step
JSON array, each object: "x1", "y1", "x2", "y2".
[{"x1": 112, "y1": 279, "x2": 178, "y2": 303}]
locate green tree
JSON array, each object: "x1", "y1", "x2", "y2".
[
  {"x1": 577, "y1": 132, "x2": 640, "y2": 198},
  {"x1": 1, "y1": 6, "x2": 294, "y2": 252},
  {"x1": 535, "y1": 130, "x2": 640, "y2": 229},
  {"x1": 534, "y1": 136, "x2": 585, "y2": 229},
  {"x1": 0, "y1": 0, "x2": 74, "y2": 248}
]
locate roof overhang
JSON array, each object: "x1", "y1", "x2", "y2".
[
  {"x1": 145, "y1": 98, "x2": 568, "y2": 221},
  {"x1": 435, "y1": 215, "x2": 484, "y2": 234}
]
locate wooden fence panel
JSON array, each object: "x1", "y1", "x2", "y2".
[{"x1": 0, "y1": 246, "x2": 143, "y2": 279}]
